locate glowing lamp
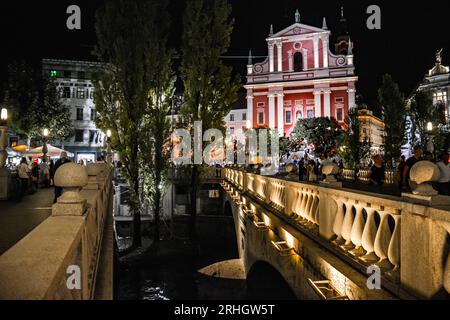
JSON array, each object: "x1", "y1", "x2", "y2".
[{"x1": 0, "y1": 108, "x2": 7, "y2": 121}]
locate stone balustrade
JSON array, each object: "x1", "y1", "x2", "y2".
[
  {"x1": 0, "y1": 163, "x2": 113, "y2": 300},
  {"x1": 222, "y1": 167, "x2": 450, "y2": 299},
  {"x1": 342, "y1": 168, "x2": 396, "y2": 185}
]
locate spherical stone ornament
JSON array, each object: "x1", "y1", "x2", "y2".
[
  {"x1": 54, "y1": 163, "x2": 88, "y2": 188},
  {"x1": 322, "y1": 160, "x2": 339, "y2": 176},
  {"x1": 286, "y1": 163, "x2": 298, "y2": 174},
  {"x1": 410, "y1": 161, "x2": 440, "y2": 184},
  {"x1": 86, "y1": 163, "x2": 102, "y2": 176}
]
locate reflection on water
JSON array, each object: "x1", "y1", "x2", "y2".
[{"x1": 142, "y1": 281, "x2": 169, "y2": 300}]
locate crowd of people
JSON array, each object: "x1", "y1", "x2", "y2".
[
  {"x1": 15, "y1": 152, "x2": 112, "y2": 203},
  {"x1": 282, "y1": 146, "x2": 449, "y2": 196}
]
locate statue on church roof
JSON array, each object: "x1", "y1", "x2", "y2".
[
  {"x1": 436, "y1": 48, "x2": 443, "y2": 64},
  {"x1": 295, "y1": 9, "x2": 300, "y2": 23}
]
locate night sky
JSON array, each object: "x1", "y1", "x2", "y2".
[{"x1": 0, "y1": 0, "x2": 449, "y2": 113}]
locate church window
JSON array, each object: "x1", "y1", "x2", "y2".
[
  {"x1": 336, "y1": 107, "x2": 344, "y2": 121},
  {"x1": 296, "y1": 111, "x2": 302, "y2": 121},
  {"x1": 257, "y1": 111, "x2": 265, "y2": 125},
  {"x1": 293, "y1": 52, "x2": 303, "y2": 72},
  {"x1": 285, "y1": 110, "x2": 292, "y2": 124}
]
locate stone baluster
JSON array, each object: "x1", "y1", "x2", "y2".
[
  {"x1": 310, "y1": 195, "x2": 320, "y2": 225},
  {"x1": 297, "y1": 189, "x2": 308, "y2": 222},
  {"x1": 350, "y1": 205, "x2": 366, "y2": 256},
  {"x1": 292, "y1": 188, "x2": 303, "y2": 219},
  {"x1": 374, "y1": 211, "x2": 394, "y2": 270},
  {"x1": 304, "y1": 192, "x2": 314, "y2": 223},
  {"x1": 360, "y1": 208, "x2": 379, "y2": 262},
  {"x1": 387, "y1": 212, "x2": 401, "y2": 272},
  {"x1": 332, "y1": 198, "x2": 345, "y2": 244},
  {"x1": 340, "y1": 201, "x2": 355, "y2": 250}
]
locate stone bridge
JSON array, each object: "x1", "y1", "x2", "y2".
[
  {"x1": 0, "y1": 163, "x2": 113, "y2": 299},
  {"x1": 221, "y1": 168, "x2": 450, "y2": 300}
]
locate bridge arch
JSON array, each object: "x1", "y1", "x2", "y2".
[{"x1": 246, "y1": 261, "x2": 297, "y2": 300}]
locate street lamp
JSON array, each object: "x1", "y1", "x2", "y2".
[
  {"x1": 0, "y1": 107, "x2": 10, "y2": 200},
  {"x1": 426, "y1": 121, "x2": 434, "y2": 155},
  {"x1": 0, "y1": 108, "x2": 9, "y2": 168},
  {"x1": 42, "y1": 128, "x2": 49, "y2": 160},
  {"x1": 106, "y1": 129, "x2": 112, "y2": 165}
]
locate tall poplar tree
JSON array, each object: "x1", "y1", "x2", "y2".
[
  {"x1": 94, "y1": 0, "x2": 173, "y2": 248},
  {"x1": 180, "y1": 0, "x2": 240, "y2": 239},
  {"x1": 378, "y1": 74, "x2": 406, "y2": 168}
]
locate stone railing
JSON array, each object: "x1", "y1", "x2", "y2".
[
  {"x1": 168, "y1": 166, "x2": 222, "y2": 181},
  {"x1": 0, "y1": 163, "x2": 113, "y2": 300},
  {"x1": 342, "y1": 168, "x2": 396, "y2": 185},
  {"x1": 222, "y1": 167, "x2": 450, "y2": 299}
]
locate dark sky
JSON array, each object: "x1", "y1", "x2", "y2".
[{"x1": 0, "y1": 0, "x2": 449, "y2": 112}]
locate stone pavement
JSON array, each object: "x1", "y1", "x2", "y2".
[{"x1": 0, "y1": 188, "x2": 53, "y2": 255}]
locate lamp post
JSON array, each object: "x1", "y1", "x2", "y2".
[
  {"x1": 106, "y1": 129, "x2": 112, "y2": 165},
  {"x1": 0, "y1": 107, "x2": 10, "y2": 200},
  {"x1": 426, "y1": 121, "x2": 434, "y2": 156},
  {"x1": 0, "y1": 108, "x2": 9, "y2": 168},
  {"x1": 42, "y1": 128, "x2": 49, "y2": 160}
]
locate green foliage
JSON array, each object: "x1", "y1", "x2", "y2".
[
  {"x1": 409, "y1": 88, "x2": 445, "y2": 151},
  {"x1": 94, "y1": 0, "x2": 174, "y2": 246},
  {"x1": 3, "y1": 62, "x2": 73, "y2": 144},
  {"x1": 337, "y1": 108, "x2": 371, "y2": 168},
  {"x1": 378, "y1": 74, "x2": 406, "y2": 168},
  {"x1": 291, "y1": 117, "x2": 343, "y2": 157},
  {"x1": 180, "y1": 0, "x2": 240, "y2": 132}
]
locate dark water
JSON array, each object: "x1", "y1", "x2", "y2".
[{"x1": 117, "y1": 216, "x2": 296, "y2": 300}]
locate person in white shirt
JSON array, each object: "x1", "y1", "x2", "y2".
[
  {"x1": 436, "y1": 153, "x2": 450, "y2": 195},
  {"x1": 18, "y1": 157, "x2": 31, "y2": 198}
]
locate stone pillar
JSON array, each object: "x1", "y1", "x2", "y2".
[
  {"x1": 287, "y1": 50, "x2": 293, "y2": 71},
  {"x1": 322, "y1": 37, "x2": 329, "y2": 68},
  {"x1": 277, "y1": 41, "x2": 283, "y2": 72},
  {"x1": 277, "y1": 93, "x2": 284, "y2": 136},
  {"x1": 52, "y1": 163, "x2": 88, "y2": 216},
  {"x1": 268, "y1": 94, "x2": 276, "y2": 129},
  {"x1": 348, "y1": 88, "x2": 356, "y2": 110},
  {"x1": 313, "y1": 90, "x2": 322, "y2": 118},
  {"x1": 269, "y1": 43, "x2": 275, "y2": 73},
  {"x1": 246, "y1": 93, "x2": 254, "y2": 129},
  {"x1": 313, "y1": 35, "x2": 319, "y2": 69},
  {"x1": 323, "y1": 90, "x2": 331, "y2": 118}
]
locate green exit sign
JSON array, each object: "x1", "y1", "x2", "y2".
[{"x1": 50, "y1": 70, "x2": 57, "y2": 78}]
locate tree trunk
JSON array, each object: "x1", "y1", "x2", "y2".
[
  {"x1": 189, "y1": 165, "x2": 198, "y2": 240},
  {"x1": 132, "y1": 177, "x2": 142, "y2": 248}
]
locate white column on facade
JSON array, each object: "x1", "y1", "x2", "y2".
[
  {"x1": 277, "y1": 93, "x2": 284, "y2": 136},
  {"x1": 313, "y1": 35, "x2": 319, "y2": 69},
  {"x1": 287, "y1": 50, "x2": 293, "y2": 71},
  {"x1": 246, "y1": 93, "x2": 254, "y2": 129},
  {"x1": 322, "y1": 37, "x2": 329, "y2": 68},
  {"x1": 302, "y1": 49, "x2": 308, "y2": 70},
  {"x1": 268, "y1": 94, "x2": 276, "y2": 129},
  {"x1": 348, "y1": 88, "x2": 356, "y2": 110},
  {"x1": 323, "y1": 89, "x2": 331, "y2": 118},
  {"x1": 277, "y1": 41, "x2": 283, "y2": 72},
  {"x1": 313, "y1": 90, "x2": 322, "y2": 118},
  {"x1": 269, "y1": 42, "x2": 275, "y2": 73}
]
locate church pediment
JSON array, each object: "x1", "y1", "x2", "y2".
[{"x1": 269, "y1": 23, "x2": 326, "y2": 39}]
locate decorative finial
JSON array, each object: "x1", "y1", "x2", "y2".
[
  {"x1": 248, "y1": 50, "x2": 253, "y2": 65},
  {"x1": 347, "y1": 39, "x2": 353, "y2": 55},
  {"x1": 295, "y1": 9, "x2": 301, "y2": 23},
  {"x1": 322, "y1": 17, "x2": 328, "y2": 30},
  {"x1": 269, "y1": 24, "x2": 273, "y2": 36}
]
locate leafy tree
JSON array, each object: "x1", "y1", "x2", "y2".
[
  {"x1": 409, "y1": 88, "x2": 444, "y2": 151},
  {"x1": 180, "y1": 0, "x2": 240, "y2": 238},
  {"x1": 338, "y1": 108, "x2": 371, "y2": 170},
  {"x1": 94, "y1": 0, "x2": 172, "y2": 248},
  {"x1": 378, "y1": 74, "x2": 406, "y2": 168},
  {"x1": 3, "y1": 62, "x2": 73, "y2": 146},
  {"x1": 291, "y1": 117, "x2": 343, "y2": 157}
]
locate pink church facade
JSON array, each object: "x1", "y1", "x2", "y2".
[{"x1": 245, "y1": 12, "x2": 358, "y2": 137}]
